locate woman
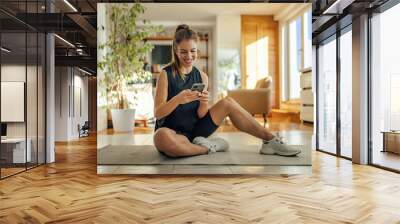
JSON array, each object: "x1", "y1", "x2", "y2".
[{"x1": 153, "y1": 24, "x2": 301, "y2": 158}]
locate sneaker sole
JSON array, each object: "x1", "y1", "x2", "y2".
[{"x1": 260, "y1": 150, "x2": 301, "y2": 157}]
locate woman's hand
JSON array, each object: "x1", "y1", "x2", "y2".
[
  {"x1": 199, "y1": 90, "x2": 209, "y2": 104},
  {"x1": 197, "y1": 90, "x2": 209, "y2": 118},
  {"x1": 175, "y1": 89, "x2": 200, "y2": 104}
]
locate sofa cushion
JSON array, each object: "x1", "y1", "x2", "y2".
[{"x1": 255, "y1": 77, "x2": 271, "y2": 89}]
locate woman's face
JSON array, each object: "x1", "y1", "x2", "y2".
[{"x1": 176, "y1": 39, "x2": 198, "y2": 68}]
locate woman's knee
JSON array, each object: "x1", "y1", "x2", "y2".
[
  {"x1": 153, "y1": 128, "x2": 180, "y2": 157},
  {"x1": 218, "y1": 96, "x2": 235, "y2": 109},
  {"x1": 154, "y1": 128, "x2": 174, "y2": 148}
]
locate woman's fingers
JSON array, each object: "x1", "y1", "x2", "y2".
[
  {"x1": 186, "y1": 91, "x2": 198, "y2": 96},
  {"x1": 179, "y1": 89, "x2": 210, "y2": 104},
  {"x1": 200, "y1": 91, "x2": 209, "y2": 97},
  {"x1": 183, "y1": 95, "x2": 200, "y2": 103}
]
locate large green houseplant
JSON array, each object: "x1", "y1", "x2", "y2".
[{"x1": 98, "y1": 3, "x2": 162, "y2": 132}]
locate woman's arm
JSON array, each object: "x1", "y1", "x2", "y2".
[
  {"x1": 154, "y1": 70, "x2": 200, "y2": 119},
  {"x1": 197, "y1": 71, "x2": 209, "y2": 118},
  {"x1": 154, "y1": 70, "x2": 180, "y2": 119}
]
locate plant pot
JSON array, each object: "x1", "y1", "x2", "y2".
[{"x1": 111, "y1": 108, "x2": 136, "y2": 133}]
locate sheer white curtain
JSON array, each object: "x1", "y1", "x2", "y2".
[
  {"x1": 340, "y1": 30, "x2": 352, "y2": 158},
  {"x1": 318, "y1": 37, "x2": 337, "y2": 154}
]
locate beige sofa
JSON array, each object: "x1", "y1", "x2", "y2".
[{"x1": 227, "y1": 77, "x2": 272, "y2": 127}]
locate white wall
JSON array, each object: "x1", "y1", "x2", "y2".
[
  {"x1": 55, "y1": 67, "x2": 68, "y2": 141},
  {"x1": 2, "y1": 63, "x2": 47, "y2": 163},
  {"x1": 55, "y1": 67, "x2": 89, "y2": 141},
  {"x1": 72, "y1": 74, "x2": 89, "y2": 138},
  {"x1": 1, "y1": 65, "x2": 34, "y2": 137}
]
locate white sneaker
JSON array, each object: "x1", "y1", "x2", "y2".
[
  {"x1": 193, "y1": 136, "x2": 229, "y2": 153},
  {"x1": 260, "y1": 136, "x2": 301, "y2": 157}
]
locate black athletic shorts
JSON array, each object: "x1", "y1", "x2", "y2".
[{"x1": 177, "y1": 111, "x2": 219, "y2": 142}]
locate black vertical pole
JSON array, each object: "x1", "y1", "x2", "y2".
[
  {"x1": 44, "y1": 0, "x2": 48, "y2": 164},
  {"x1": 36, "y1": 0, "x2": 39, "y2": 167},
  {"x1": 367, "y1": 11, "x2": 373, "y2": 165},
  {"x1": 315, "y1": 44, "x2": 319, "y2": 151},
  {"x1": 25, "y1": 0, "x2": 28, "y2": 171},
  {"x1": 336, "y1": 22, "x2": 341, "y2": 157}
]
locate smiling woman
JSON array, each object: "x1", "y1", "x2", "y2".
[
  {"x1": 97, "y1": 3, "x2": 313, "y2": 174},
  {"x1": 152, "y1": 24, "x2": 302, "y2": 158}
]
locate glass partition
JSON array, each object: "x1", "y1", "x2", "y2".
[
  {"x1": 0, "y1": 1, "x2": 46, "y2": 179},
  {"x1": 1, "y1": 31, "x2": 28, "y2": 177},
  {"x1": 371, "y1": 3, "x2": 400, "y2": 171}
]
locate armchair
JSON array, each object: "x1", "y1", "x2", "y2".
[{"x1": 227, "y1": 77, "x2": 272, "y2": 127}]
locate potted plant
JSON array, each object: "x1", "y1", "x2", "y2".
[{"x1": 98, "y1": 3, "x2": 162, "y2": 132}]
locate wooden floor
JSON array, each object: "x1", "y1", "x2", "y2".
[
  {"x1": 1, "y1": 118, "x2": 400, "y2": 223},
  {"x1": 372, "y1": 151, "x2": 400, "y2": 171},
  {"x1": 99, "y1": 114, "x2": 314, "y2": 135}
]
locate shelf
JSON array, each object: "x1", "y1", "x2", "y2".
[{"x1": 144, "y1": 36, "x2": 209, "y2": 41}]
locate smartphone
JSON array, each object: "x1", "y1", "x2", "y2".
[{"x1": 190, "y1": 83, "x2": 205, "y2": 92}]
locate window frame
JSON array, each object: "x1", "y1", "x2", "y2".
[
  {"x1": 368, "y1": 1, "x2": 400, "y2": 173},
  {"x1": 282, "y1": 8, "x2": 312, "y2": 102}
]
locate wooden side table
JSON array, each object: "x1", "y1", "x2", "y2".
[
  {"x1": 381, "y1": 131, "x2": 400, "y2": 154},
  {"x1": 135, "y1": 116, "x2": 148, "y2": 127}
]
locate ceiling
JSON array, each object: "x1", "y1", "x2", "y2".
[
  {"x1": 138, "y1": 3, "x2": 291, "y2": 22},
  {"x1": 2, "y1": 0, "x2": 395, "y2": 75},
  {"x1": 0, "y1": 0, "x2": 98, "y2": 74},
  {"x1": 312, "y1": 0, "x2": 391, "y2": 43}
]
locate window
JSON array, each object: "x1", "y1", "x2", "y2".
[
  {"x1": 371, "y1": 3, "x2": 400, "y2": 171},
  {"x1": 303, "y1": 10, "x2": 312, "y2": 69},
  {"x1": 289, "y1": 18, "x2": 301, "y2": 99},
  {"x1": 246, "y1": 37, "x2": 269, "y2": 89},
  {"x1": 281, "y1": 25, "x2": 287, "y2": 100},
  {"x1": 283, "y1": 9, "x2": 312, "y2": 101},
  {"x1": 317, "y1": 36, "x2": 337, "y2": 154},
  {"x1": 340, "y1": 28, "x2": 352, "y2": 158}
]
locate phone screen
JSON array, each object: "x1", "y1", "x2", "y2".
[{"x1": 191, "y1": 83, "x2": 205, "y2": 92}]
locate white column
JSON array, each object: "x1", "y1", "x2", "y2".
[
  {"x1": 46, "y1": 32, "x2": 55, "y2": 163},
  {"x1": 45, "y1": 0, "x2": 55, "y2": 163}
]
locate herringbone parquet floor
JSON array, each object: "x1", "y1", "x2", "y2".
[{"x1": 1, "y1": 129, "x2": 400, "y2": 223}]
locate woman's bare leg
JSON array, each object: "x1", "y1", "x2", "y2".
[
  {"x1": 153, "y1": 128, "x2": 208, "y2": 157},
  {"x1": 209, "y1": 97, "x2": 274, "y2": 141}
]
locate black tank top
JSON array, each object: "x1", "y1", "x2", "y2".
[{"x1": 155, "y1": 65, "x2": 203, "y2": 134}]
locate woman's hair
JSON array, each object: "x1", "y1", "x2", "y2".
[{"x1": 171, "y1": 24, "x2": 199, "y2": 77}]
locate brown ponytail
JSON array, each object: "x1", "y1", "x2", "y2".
[{"x1": 171, "y1": 24, "x2": 199, "y2": 78}]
